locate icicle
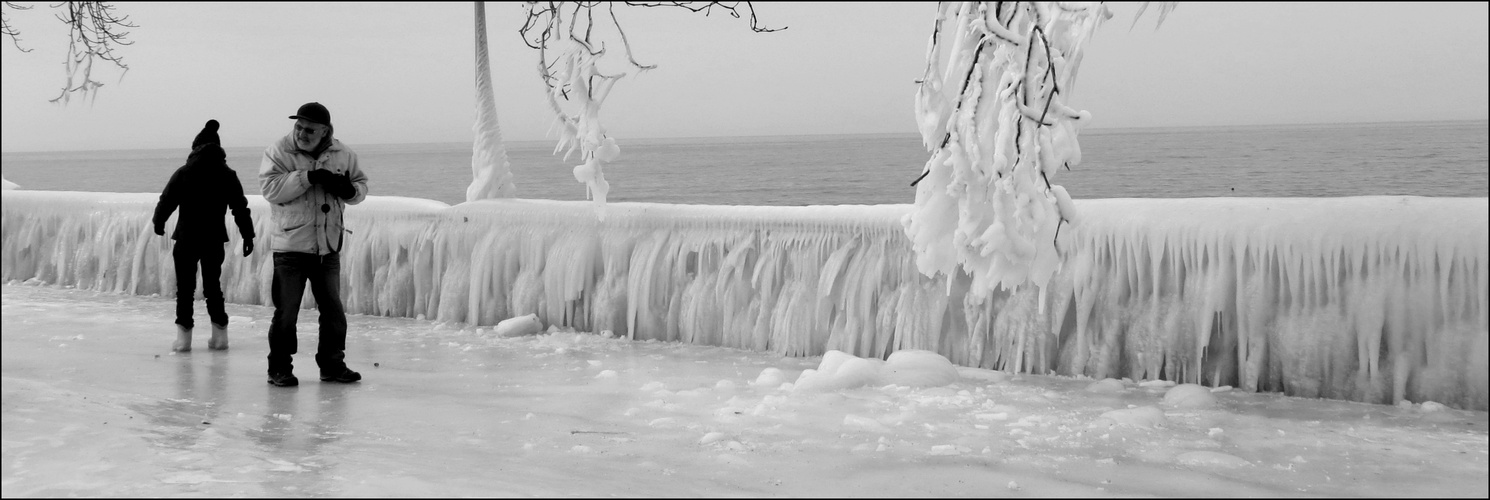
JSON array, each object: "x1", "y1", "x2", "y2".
[{"x1": 2, "y1": 192, "x2": 1485, "y2": 409}]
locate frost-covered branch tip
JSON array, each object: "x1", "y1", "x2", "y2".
[
  {"x1": 902, "y1": 2, "x2": 1171, "y2": 300},
  {"x1": 518, "y1": 1, "x2": 780, "y2": 212}
]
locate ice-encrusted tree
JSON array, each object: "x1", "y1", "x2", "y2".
[
  {"x1": 903, "y1": 1, "x2": 1172, "y2": 299},
  {"x1": 1, "y1": 1, "x2": 135, "y2": 105},
  {"x1": 467, "y1": 1, "x2": 780, "y2": 209},
  {"x1": 467, "y1": 1, "x2": 518, "y2": 202}
]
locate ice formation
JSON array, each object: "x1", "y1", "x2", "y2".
[
  {"x1": 512, "y1": 3, "x2": 777, "y2": 212},
  {"x1": 791, "y1": 349, "x2": 960, "y2": 392},
  {"x1": 523, "y1": 2, "x2": 640, "y2": 213},
  {"x1": 465, "y1": 2, "x2": 518, "y2": 202},
  {"x1": 494, "y1": 312, "x2": 543, "y2": 337},
  {"x1": 3, "y1": 191, "x2": 1485, "y2": 409},
  {"x1": 904, "y1": 2, "x2": 1116, "y2": 298}
]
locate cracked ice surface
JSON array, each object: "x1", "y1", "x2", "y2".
[{"x1": 3, "y1": 284, "x2": 1486, "y2": 497}]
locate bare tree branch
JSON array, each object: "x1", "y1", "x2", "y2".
[
  {"x1": 515, "y1": 1, "x2": 781, "y2": 206},
  {"x1": 1, "y1": 1, "x2": 35, "y2": 52},
  {"x1": 521, "y1": 1, "x2": 782, "y2": 101},
  {"x1": 2, "y1": 1, "x2": 135, "y2": 104},
  {"x1": 52, "y1": 1, "x2": 135, "y2": 104}
]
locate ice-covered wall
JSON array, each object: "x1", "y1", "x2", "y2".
[{"x1": 3, "y1": 191, "x2": 1486, "y2": 409}]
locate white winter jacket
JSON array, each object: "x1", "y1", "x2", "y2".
[{"x1": 258, "y1": 134, "x2": 368, "y2": 255}]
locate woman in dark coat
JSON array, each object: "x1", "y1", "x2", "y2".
[{"x1": 152, "y1": 120, "x2": 256, "y2": 351}]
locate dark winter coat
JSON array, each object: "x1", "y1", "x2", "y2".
[{"x1": 153, "y1": 143, "x2": 255, "y2": 243}]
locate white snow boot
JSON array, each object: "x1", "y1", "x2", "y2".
[
  {"x1": 172, "y1": 325, "x2": 192, "y2": 352},
  {"x1": 208, "y1": 323, "x2": 229, "y2": 350}
]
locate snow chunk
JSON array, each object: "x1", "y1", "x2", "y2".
[
  {"x1": 878, "y1": 350, "x2": 959, "y2": 387},
  {"x1": 493, "y1": 314, "x2": 543, "y2": 337},
  {"x1": 1163, "y1": 384, "x2": 1218, "y2": 409},
  {"x1": 699, "y1": 432, "x2": 728, "y2": 445},
  {"x1": 751, "y1": 368, "x2": 788, "y2": 389},
  {"x1": 793, "y1": 351, "x2": 883, "y2": 392},
  {"x1": 794, "y1": 350, "x2": 959, "y2": 393}
]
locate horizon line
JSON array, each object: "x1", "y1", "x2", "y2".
[{"x1": 3, "y1": 117, "x2": 1485, "y2": 154}]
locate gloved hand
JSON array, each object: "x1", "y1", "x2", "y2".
[
  {"x1": 242, "y1": 237, "x2": 254, "y2": 257},
  {"x1": 306, "y1": 169, "x2": 335, "y2": 186},
  {"x1": 154, "y1": 224, "x2": 165, "y2": 236},
  {"x1": 326, "y1": 173, "x2": 357, "y2": 200}
]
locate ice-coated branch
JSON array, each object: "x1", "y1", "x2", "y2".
[
  {"x1": 518, "y1": 1, "x2": 781, "y2": 212},
  {"x1": 903, "y1": 2, "x2": 1171, "y2": 300}
]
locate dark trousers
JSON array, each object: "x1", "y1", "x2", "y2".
[
  {"x1": 267, "y1": 251, "x2": 348, "y2": 375},
  {"x1": 172, "y1": 240, "x2": 227, "y2": 329}
]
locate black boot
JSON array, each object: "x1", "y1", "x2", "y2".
[
  {"x1": 267, "y1": 354, "x2": 297, "y2": 387},
  {"x1": 317, "y1": 352, "x2": 362, "y2": 383},
  {"x1": 267, "y1": 371, "x2": 299, "y2": 387}
]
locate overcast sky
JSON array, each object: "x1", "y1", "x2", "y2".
[{"x1": 2, "y1": 2, "x2": 1487, "y2": 152}]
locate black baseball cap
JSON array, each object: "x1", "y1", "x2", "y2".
[{"x1": 289, "y1": 102, "x2": 331, "y2": 126}]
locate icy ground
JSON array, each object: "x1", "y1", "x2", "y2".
[{"x1": 3, "y1": 283, "x2": 1486, "y2": 497}]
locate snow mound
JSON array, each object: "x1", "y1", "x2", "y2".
[
  {"x1": 793, "y1": 351, "x2": 883, "y2": 392},
  {"x1": 1163, "y1": 384, "x2": 1218, "y2": 408},
  {"x1": 751, "y1": 367, "x2": 788, "y2": 388},
  {"x1": 793, "y1": 350, "x2": 959, "y2": 393},
  {"x1": 877, "y1": 350, "x2": 959, "y2": 387}
]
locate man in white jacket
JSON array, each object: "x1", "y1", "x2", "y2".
[{"x1": 258, "y1": 102, "x2": 369, "y2": 387}]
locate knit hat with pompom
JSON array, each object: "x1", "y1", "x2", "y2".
[{"x1": 192, "y1": 120, "x2": 221, "y2": 149}]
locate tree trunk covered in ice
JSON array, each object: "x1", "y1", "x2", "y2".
[
  {"x1": 466, "y1": 2, "x2": 517, "y2": 202},
  {"x1": 904, "y1": 2, "x2": 1169, "y2": 302}
]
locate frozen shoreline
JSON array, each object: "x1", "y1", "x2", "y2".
[
  {"x1": 3, "y1": 283, "x2": 1486, "y2": 497},
  {"x1": 4, "y1": 191, "x2": 1486, "y2": 409}
]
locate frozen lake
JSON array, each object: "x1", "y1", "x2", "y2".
[{"x1": 3, "y1": 283, "x2": 1486, "y2": 497}]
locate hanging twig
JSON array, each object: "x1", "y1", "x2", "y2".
[
  {"x1": 1, "y1": 1, "x2": 33, "y2": 52},
  {"x1": 521, "y1": 1, "x2": 781, "y2": 104},
  {"x1": 1033, "y1": 26, "x2": 1060, "y2": 127}
]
